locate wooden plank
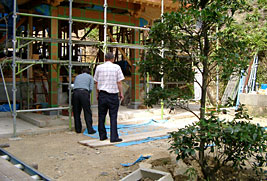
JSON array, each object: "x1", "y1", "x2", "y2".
[
  {"x1": 78, "y1": 128, "x2": 177, "y2": 148},
  {"x1": 0, "y1": 158, "x2": 34, "y2": 181}
]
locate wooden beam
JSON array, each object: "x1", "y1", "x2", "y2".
[
  {"x1": 81, "y1": 24, "x2": 98, "y2": 40},
  {"x1": 107, "y1": 30, "x2": 132, "y2": 66}
]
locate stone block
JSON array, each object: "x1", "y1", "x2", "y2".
[
  {"x1": 120, "y1": 168, "x2": 173, "y2": 181},
  {"x1": 239, "y1": 93, "x2": 267, "y2": 117}
]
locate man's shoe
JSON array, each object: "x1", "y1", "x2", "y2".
[
  {"x1": 88, "y1": 130, "x2": 96, "y2": 134},
  {"x1": 110, "y1": 138, "x2": 123, "y2": 143},
  {"x1": 100, "y1": 137, "x2": 108, "y2": 141}
]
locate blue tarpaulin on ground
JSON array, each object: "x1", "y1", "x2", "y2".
[
  {"x1": 120, "y1": 155, "x2": 151, "y2": 167},
  {"x1": 115, "y1": 135, "x2": 170, "y2": 147},
  {"x1": 83, "y1": 119, "x2": 170, "y2": 147},
  {"x1": 0, "y1": 104, "x2": 19, "y2": 112},
  {"x1": 83, "y1": 119, "x2": 168, "y2": 139}
]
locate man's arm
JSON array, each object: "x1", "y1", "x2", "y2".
[{"x1": 117, "y1": 81, "x2": 124, "y2": 101}]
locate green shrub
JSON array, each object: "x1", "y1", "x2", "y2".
[{"x1": 169, "y1": 106, "x2": 267, "y2": 180}]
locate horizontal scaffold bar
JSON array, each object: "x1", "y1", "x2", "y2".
[
  {"x1": 5, "y1": 58, "x2": 98, "y2": 66},
  {"x1": 108, "y1": 42, "x2": 147, "y2": 50},
  {"x1": 16, "y1": 106, "x2": 69, "y2": 113},
  {"x1": 17, "y1": 12, "x2": 150, "y2": 31},
  {"x1": 16, "y1": 36, "x2": 146, "y2": 50}
]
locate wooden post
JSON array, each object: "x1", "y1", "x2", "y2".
[
  {"x1": 48, "y1": 7, "x2": 59, "y2": 110},
  {"x1": 129, "y1": 28, "x2": 141, "y2": 109}
]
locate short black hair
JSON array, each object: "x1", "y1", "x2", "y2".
[
  {"x1": 105, "y1": 52, "x2": 114, "y2": 60},
  {"x1": 82, "y1": 67, "x2": 90, "y2": 74}
]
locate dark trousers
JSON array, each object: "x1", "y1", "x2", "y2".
[
  {"x1": 98, "y1": 91, "x2": 119, "y2": 141},
  {"x1": 72, "y1": 89, "x2": 94, "y2": 133}
]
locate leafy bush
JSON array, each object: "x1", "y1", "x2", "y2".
[{"x1": 169, "y1": 105, "x2": 267, "y2": 180}]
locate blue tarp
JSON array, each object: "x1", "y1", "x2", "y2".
[
  {"x1": 0, "y1": 104, "x2": 19, "y2": 112},
  {"x1": 0, "y1": 0, "x2": 19, "y2": 39},
  {"x1": 120, "y1": 155, "x2": 151, "y2": 167},
  {"x1": 261, "y1": 84, "x2": 267, "y2": 90},
  {"x1": 34, "y1": 5, "x2": 50, "y2": 16},
  {"x1": 83, "y1": 119, "x2": 170, "y2": 147},
  {"x1": 115, "y1": 135, "x2": 170, "y2": 147},
  {"x1": 83, "y1": 119, "x2": 169, "y2": 139},
  {"x1": 139, "y1": 18, "x2": 148, "y2": 27}
]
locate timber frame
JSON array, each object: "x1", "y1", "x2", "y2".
[{"x1": 0, "y1": 0, "x2": 180, "y2": 137}]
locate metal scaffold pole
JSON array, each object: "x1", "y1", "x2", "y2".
[
  {"x1": 103, "y1": 0, "x2": 108, "y2": 55},
  {"x1": 3, "y1": 0, "x2": 154, "y2": 138},
  {"x1": 12, "y1": 0, "x2": 17, "y2": 137},
  {"x1": 68, "y1": 0, "x2": 73, "y2": 130}
]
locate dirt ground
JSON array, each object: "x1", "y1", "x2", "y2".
[
  {"x1": 0, "y1": 131, "x2": 172, "y2": 181},
  {"x1": 0, "y1": 114, "x2": 266, "y2": 181}
]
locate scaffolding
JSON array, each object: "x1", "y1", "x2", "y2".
[{"x1": 5, "y1": 0, "x2": 156, "y2": 137}]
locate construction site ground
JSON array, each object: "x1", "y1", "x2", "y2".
[{"x1": 0, "y1": 104, "x2": 267, "y2": 181}]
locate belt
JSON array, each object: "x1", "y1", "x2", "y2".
[
  {"x1": 74, "y1": 88, "x2": 88, "y2": 91},
  {"x1": 100, "y1": 90, "x2": 118, "y2": 95}
]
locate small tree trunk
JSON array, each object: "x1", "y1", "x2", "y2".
[{"x1": 199, "y1": 25, "x2": 210, "y2": 179}]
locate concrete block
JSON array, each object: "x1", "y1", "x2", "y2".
[
  {"x1": 239, "y1": 93, "x2": 267, "y2": 117},
  {"x1": 120, "y1": 168, "x2": 173, "y2": 181},
  {"x1": 240, "y1": 93, "x2": 267, "y2": 106},
  {"x1": 17, "y1": 113, "x2": 46, "y2": 128},
  {"x1": 139, "y1": 163, "x2": 152, "y2": 169}
]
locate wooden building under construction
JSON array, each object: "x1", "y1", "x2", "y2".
[{"x1": 0, "y1": 0, "x2": 180, "y2": 134}]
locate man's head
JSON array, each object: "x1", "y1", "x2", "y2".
[
  {"x1": 82, "y1": 67, "x2": 90, "y2": 74},
  {"x1": 105, "y1": 52, "x2": 114, "y2": 62}
]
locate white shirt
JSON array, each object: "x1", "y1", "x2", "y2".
[{"x1": 94, "y1": 61, "x2": 125, "y2": 93}]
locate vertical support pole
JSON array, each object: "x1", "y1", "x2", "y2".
[
  {"x1": 68, "y1": 0, "x2": 73, "y2": 130},
  {"x1": 99, "y1": 26, "x2": 104, "y2": 61},
  {"x1": 28, "y1": 15, "x2": 33, "y2": 79},
  {"x1": 129, "y1": 29, "x2": 141, "y2": 109},
  {"x1": 18, "y1": 63, "x2": 23, "y2": 110},
  {"x1": 57, "y1": 65, "x2": 60, "y2": 116},
  {"x1": 26, "y1": 23, "x2": 31, "y2": 109},
  {"x1": 49, "y1": 7, "x2": 59, "y2": 112},
  {"x1": 160, "y1": 0, "x2": 164, "y2": 120},
  {"x1": 103, "y1": 0, "x2": 107, "y2": 56},
  {"x1": 12, "y1": 0, "x2": 17, "y2": 137}
]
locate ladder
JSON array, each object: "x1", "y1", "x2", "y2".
[
  {"x1": 0, "y1": 147, "x2": 51, "y2": 180},
  {"x1": 247, "y1": 54, "x2": 258, "y2": 92},
  {"x1": 235, "y1": 70, "x2": 245, "y2": 109}
]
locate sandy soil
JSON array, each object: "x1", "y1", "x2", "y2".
[
  {"x1": 0, "y1": 131, "x2": 172, "y2": 181},
  {"x1": 0, "y1": 114, "x2": 266, "y2": 181}
]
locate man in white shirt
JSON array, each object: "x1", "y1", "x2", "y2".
[{"x1": 94, "y1": 52, "x2": 124, "y2": 142}]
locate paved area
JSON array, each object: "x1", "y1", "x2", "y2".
[{"x1": 0, "y1": 104, "x2": 200, "y2": 138}]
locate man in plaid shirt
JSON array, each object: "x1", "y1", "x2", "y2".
[{"x1": 94, "y1": 52, "x2": 124, "y2": 142}]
